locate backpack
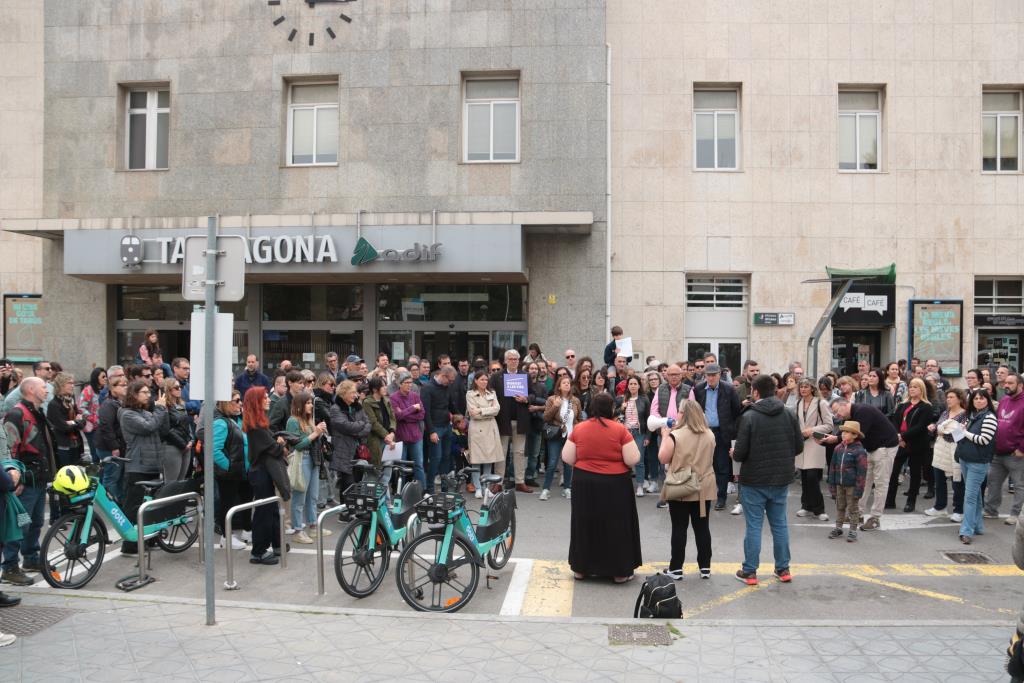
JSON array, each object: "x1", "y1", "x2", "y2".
[{"x1": 633, "y1": 574, "x2": 682, "y2": 619}]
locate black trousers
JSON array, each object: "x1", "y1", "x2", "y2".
[
  {"x1": 799, "y1": 469, "x2": 825, "y2": 515},
  {"x1": 667, "y1": 500, "x2": 712, "y2": 571},
  {"x1": 886, "y1": 447, "x2": 930, "y2": 506},
  {"x1": 248, "y1": 467, "x2": 280, "y2": 556},
  {"x1": 120, "y1": 470, "x2": 159, "y2": 554},
  {"x1": 215, "y1": 477, "x2": 251, "y2": 536}
]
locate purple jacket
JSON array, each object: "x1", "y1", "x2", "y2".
[
  {"x1": 996, "y1": 391, "x2": 1024, "y2": 455},
  {"x1": 390, "y1": 389, "x2": 425, "y2": 444}
]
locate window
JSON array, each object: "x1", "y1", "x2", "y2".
[
  {"x1": 685, "y1": 277, "x2": 748, "y2": 310},
  {"x1": 125, "y1": 88, "x2": 169, "y2": 170},
  {"x1": 975, "y1": 279, "x2": 1024, "y2": 315},
  {"x1": 693, "y1": 89, "x2": 739, "y2": 170},
  {"x1": 838, "y1": 90, "x2": 881, "y2": 171},
  {"x1": 463, "y1": 77, "x2": 520, "y2": 162},
  {"x1": 982, "y1": 91, "x2": 1020, "y2": 172},
  {"x1": 288, "y1": 83, "x2": 339, "y2": 166}
]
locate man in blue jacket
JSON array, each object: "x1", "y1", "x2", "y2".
[
  {"x1": 234, "y1": 354, "x2": 272, "y2": 397},
  {"x1": 172, "y1": 357, "x2": 202, "y2": 417}
]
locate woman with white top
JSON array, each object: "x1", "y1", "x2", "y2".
[{"x1": 540, "y1": 375, "x2": 581, "y2": 501}]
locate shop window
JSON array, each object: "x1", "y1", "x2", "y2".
[
  {"x1": 262, "y1": 284, "x2": 363, "y2": 321},
  {"x1": 838, "y1": 89, "x2": 882, "y2": 171},
  {"x1": 463, "y1": 76, "x2": 520, "y2": 163},
  {"x1": 975, "y1": 278, "x2": 1024, "y2": 315},
  {"x1": 377, "y1": 284, "x2": 525, "y2": 322},
  {"x1": 694, "y1": 88, "x2": 739, "y2": 170},
  {"x1": 685, "y1": 277, "x2": 748, "y2": 310},
  {"x1": 117, "y1": 285, "x2": 246, "y2": 320},
  {"x1": 982, "y1": 90, "x2": 1021, "y2": 172},
  {"x1": 288, "y1": 82, "x2": 339, "y2": 166},
  {"x1": 124, "y1": 86, "x2": 170, "y2": 170}
]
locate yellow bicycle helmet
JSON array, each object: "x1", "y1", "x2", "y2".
[{"x1": 53, "y1": 465, "x2": 90, "y2": 496}]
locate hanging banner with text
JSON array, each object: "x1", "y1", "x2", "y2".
[
  {"x1": 3, "y1": 294, "x2": 44, "y2": 363},
  {"x1": 910, "y1": 300, "x2": 964, "y2": 377}
]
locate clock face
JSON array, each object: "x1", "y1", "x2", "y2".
[{"x1": 267, "y1": 0, "x2": 356, "y2": 46}]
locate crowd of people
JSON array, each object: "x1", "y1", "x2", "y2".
[{"x1": 1, "y1": 326, "x2": 1023, "y2": 647}]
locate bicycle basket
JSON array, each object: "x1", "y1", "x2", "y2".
[
  {"x1": 414, "y1": 493, "x2": 464, "y2": 524},
  {"x1": 343, "y1": 481, "x2": 388, "y2": 513}
]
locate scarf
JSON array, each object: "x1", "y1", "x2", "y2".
[{"x1": 0, "y1": 459, "x2": 29, "y2": 543}]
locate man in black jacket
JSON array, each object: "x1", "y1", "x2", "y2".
[
  {"x1": 693, "y1": 363, "x2": 743, "y2": 511},
  {"x1": 268, "y1": 371, "x2": 305, "y2": 432},
  {"x1": 421, "y1": 367, "x2": 457, "y2": 494},
  {"x1": 830, "y1": 399, "x2": 900, "y2": 531},
  {"x1": 490, "y1": 349, "x2": 533, "y2": 493},
  {"x1": 731, "y1": 374, "x2": 803, "y2": 586}
]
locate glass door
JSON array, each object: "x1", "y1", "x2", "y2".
[
  {"x1": 831, "y1": 331, "x2": 881, "y2": 377},
  {"x1": 378, "y1": 331, "x2": 494, "y2": 367},
  {"x1": 977, "y1": 330, "x2": 1021, "y2": 369},
  {"x1": 116, "y1": 327, "x2": 250, "y2": 375},
  {"x1": 686, "y1": 339, "x2": 746, "y2": 379}
]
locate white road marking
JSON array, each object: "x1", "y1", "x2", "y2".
[{"x1": 499, "y1": 557, "x2": 533, "y2": 616}]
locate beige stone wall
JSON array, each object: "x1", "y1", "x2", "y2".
[
  {"x1": 608, "y1": 0, "x2": 1021, "y2": 374},
  {"x1": 0, "y1": 0, "x2": 44, "y2": 358}
]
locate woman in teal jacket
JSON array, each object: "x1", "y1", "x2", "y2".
[{"x1": 213, "y1": 389, "x2": 250, "y2": 550}]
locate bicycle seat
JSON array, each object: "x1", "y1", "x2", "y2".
[
  {"x1": 354, "y1": 461, "x2": 375, "y2": 470},
  {"x1": 134, "y1": 479, "x2": 164, "y2": 492},
  {"x1": 393, "y1": 460, "x2": 415, "y2": 468},
  {"x1": 480, "y1": 474, "x2": 503, "y2": 485},
  {"x1": 391, "y1": 480, "x2": 423, "y2": 529}
]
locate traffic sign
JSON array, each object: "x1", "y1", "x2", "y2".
[{"x1": 182, "y1": 235, "x2": 246, "y2": 302}]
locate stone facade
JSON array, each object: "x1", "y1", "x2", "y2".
[{"x1": 608, "y1": 0, "x2": 1024, "y2": 374}]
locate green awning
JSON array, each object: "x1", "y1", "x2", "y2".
[{"x1": 825, "y1": 263, "x2": 896, "y2": 285}]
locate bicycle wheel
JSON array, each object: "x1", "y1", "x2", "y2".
[
  {"x1": 395, "y1": 532, "x2": 479, "y2": 613},
  {"x1": 40, "y1": 511, "x2": 107, "y2": 589},
  {"x1": 334, "y1": 518, "x2": 390, "y2": 598},
  {"x1": 155, "y1": 502, "x2": 200, "y2": 554},
  {"x1": 486, "y1": 508, "x2": 516, "y2": 570}
]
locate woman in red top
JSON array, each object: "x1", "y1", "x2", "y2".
[{"x1": 562, "y1": 392, "x2": 642, "y2": 582}]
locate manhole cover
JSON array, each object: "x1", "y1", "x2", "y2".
[
  {"x1": 942, "y1": 551, "x2": 992, "y2": 564},
  {"x1": 0, "y1": 606, "x2": 80, "y2": 637},
  {"x1": 608, "y1": 624, "x2": 674, "y2": 646}
]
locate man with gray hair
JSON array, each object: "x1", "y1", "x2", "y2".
[{"x1": 490, "y1": 349, "x2": 533, "y2": 493}]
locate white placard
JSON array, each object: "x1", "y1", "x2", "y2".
[
  {"x1": 188, "y1": 311, "x2": 234, "y2": 402},
  {"x1": 392, "y1": 341, "x2": 405, "y2": 360},
  {"x1": 302, "y1": 352, "x2": 316, "y2": 362},
  {"x1": 232, "y1": 346, "x2": 239, "y2": 364},
  {"x1": 382, "y1": 441, "x2": 404, "y2": 462},
  {"x1": 615, "y1": 337, "x2": 633, "y2": 359}
]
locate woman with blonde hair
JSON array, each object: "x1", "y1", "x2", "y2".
[
  {"x1": 656, "y1": 400, "x2": 716, "y2": 580},
  {"x1": 794, "y1": 378, "x2": 833, "y2": 521},
  {"x1": 885, "y1": 377, "x2": 933, "y2": 513}
]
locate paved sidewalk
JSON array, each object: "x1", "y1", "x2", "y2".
[{"x1": 0, "y1": 590, "x2": 1011, "y2": 682}]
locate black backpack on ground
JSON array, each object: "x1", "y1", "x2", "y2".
[{"x1": 633, "y1": 574, "x2": 682, "y2": 619}]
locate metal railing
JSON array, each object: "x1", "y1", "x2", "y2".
[
  {"x1": 315, "y1": 503, "x2": 347, "y2": 596},
  {"x1": 223, "y1": 495, "x2": 286, "y2": 590},
  {"x1": 116, "y1": 491, "x2": 203, "y2": 592}
]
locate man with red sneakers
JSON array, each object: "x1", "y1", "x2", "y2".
[{"x1": 731, "y1": 374, "x2": 803, "y2": 586}]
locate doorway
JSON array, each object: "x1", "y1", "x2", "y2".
[
  {"x1": 686, "y1": 339, "x2": 746, "y2": 378},
  {"x1": 831, "y1": 330, "x2": 881, "y2": 376},
  {"x1": 378, "y1": 331, "x2": 491, "y2": 365}
]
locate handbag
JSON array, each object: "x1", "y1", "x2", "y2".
[
  {"x1": 663, "y1": 466, "x2": 703, "y2": 502},
  {"x1": 542, "y1": 422, "x2": 562, "y2": 441},
  {"x1": 356, "y1": 443, "x2": 371, "y2": 462},
  {"x1": 287, "y1": 451, "x2": 307, "y2": 493}
]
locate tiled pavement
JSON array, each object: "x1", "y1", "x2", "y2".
[{"x1": 0, "y1": 591, "x2": 1012, "y2": 682}]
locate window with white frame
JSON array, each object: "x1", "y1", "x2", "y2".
[
  {"x1": 125, "y1": 88, "x2": 169, "y2": 170},
  {"x1": 982, "y1": 91, "x2": 1020, "y2": 172},
  {"x1": 288, "y1": 82, "x2": 339, "y2": 166},
  {"x1": 975, "y1": 278, "x2": 1024, "y2": 315},
  {"x1": 685, "y1": 277, "x2": 749, "y2": 310},
  {"x1": 463, "y1": 77, "x2": 520, "y2": 163},
  {"x1": 838, "y1": 90, "x2": 881, "y2": 171},
  {"x1": 693, "y1": 89, "x2": 739, "y2": 170}
]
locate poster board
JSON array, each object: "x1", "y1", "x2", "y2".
[
  {"x1": 3, "y1": 294, "x2": 44, "y2": 363},
  {"x1": 910, "y1": 300, "x2": 964, "y2": 377}
]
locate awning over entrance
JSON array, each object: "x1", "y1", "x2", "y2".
[{"x1": 825, "y1": 263, "x2": 896, "y2": 285}]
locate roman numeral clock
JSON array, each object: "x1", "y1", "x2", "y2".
[{"x1": 267, "y1": 0, "x2": 357, "y2": 46}]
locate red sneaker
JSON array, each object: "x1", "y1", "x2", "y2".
[
  {"x1": 774, "y1": 568, "x2": 792, "y2": 583},
  {"x1": 735, "y1": 570, "x2": 758, "y2": 586}
]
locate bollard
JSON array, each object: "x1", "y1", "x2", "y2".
[
  {"x1": 315, "y1": 503, "x2": 348, "y2": 595},
  {"x1": 116, "y1": 491, "x2": 202, "y2": 592},
  {"x1": 223, "y1": 495, "x2": 286, "y2": 590}
]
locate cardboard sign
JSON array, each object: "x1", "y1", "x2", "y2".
[
  {"x1": 504, "y1": 373, "x2": 529, "y2": 397},
  {"x1": 615, "y1": 337, "x2": 633, "y2": 359}
]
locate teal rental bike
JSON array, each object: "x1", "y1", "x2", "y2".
[
  {"x1": 394, "y1": 466, "x2": 516, "y2": 613},
  {"x1": 334, "y1": 459, "x2": 424, "y2": 597},
  {"x1": 39, "y1": 460, "x2": 200, "y2": 589}
]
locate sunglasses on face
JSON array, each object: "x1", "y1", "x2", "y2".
[
  {"x1": 565, "y1": 354, "x2": 575, "y2": 359},
  {"x1": 232, "y1": 398, "x2": 242, "y2": 403}
]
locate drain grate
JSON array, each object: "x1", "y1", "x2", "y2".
[
  {"x1": 942, "y1": 551, "x2": 993, "y2": 564},
  {"x1": 608, "y1": 624, "x2": 674, "y2": 647},
  {"x1": 0, "y1": 606, "x2": 80, "y2": 637}
]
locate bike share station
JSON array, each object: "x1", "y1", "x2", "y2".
[{"x1": 38, "y1": 217, "x2": 522, "y2": 621}]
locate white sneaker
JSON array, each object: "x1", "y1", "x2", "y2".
[
  {"x1": 564, "y1": 489, "x2": 571, "y2": 500},
  {"x1": 239, "y1": 530, "x2": 252, "y2": 542},
  {"x1": 661, "y1": 568, "x2": 683, "y2": 581},
  {"x1": 817, "y1": 513, "x2": 830, "y2": 522},
  {"x1": 795, "y1": 509, "x2": 809, "y2": 517},
  {"x1": 949, "y1": 512, "x2": 963, "y2": 523},
  {"x1": 293, "y1": 531, "x2": 314, "y2": 544},
  {"x1": 1006, "y1": 517, "x2": 1018, "y2": 526},
  {"x1": 924, "y1": 507, "x2": 946, "y2": 517},
  {"x1": 309, "y1": 527, "x2": 332, "y2": 537},
  {"x1": 0, "y1": 632, "x2": 15, "y2": 648},
  {"x1": 727, "y1": 482, "x2": 737, "y2": 495},
  {"x1": 539, "y1": 489, "x2": 550, "y2": 501},
  {"x1": 285, "y1": 527, "x2": 298, "y2": 536},
  {"x1": 635, "y1": 485, "x2": 645, "y2": 497},
  {"x1": 220, "y1": 535, "x2": 246, "y2": 550},
  {"x1": 730, "y1": 503, "x2": 743, "y2": 515},
  {"x1": 474, "y1": 489, "x2": 483, "y2": 499},
  {"x1": 647, "y1": 481, "x2": 659, "y2": 494}
]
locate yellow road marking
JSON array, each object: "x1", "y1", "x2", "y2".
[
  {"x1": 520, "y1": 560, "x2": 575, "y2": 617},
  {"x1": 841, "y1": 572, "x2": 1016, "y2": 616},
  {"x1": 635, "y1": 562, "x2": 1023, "y2": 577},
  {"x1": 683, "y1": 584, "x2": 761, "y2": 619}
]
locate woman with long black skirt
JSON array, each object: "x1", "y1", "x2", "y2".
[{"x1": 561, "y1": 392, "x2": 642, "y2": 583}]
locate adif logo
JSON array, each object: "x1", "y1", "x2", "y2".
[{"x1": 351, "y1": 237, "x2": 442, "y2": 266}]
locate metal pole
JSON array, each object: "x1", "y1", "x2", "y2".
[
  {"x1": 315, "y1": 503, "x2": 348, "y2": 595},
  {"x1": 203, "y1": 215, "x2": 218, "y2": 624},
  {"x1": 806, "y1": 278, "x2": 857, "y2": 379},
  {"x1": 223, "y1": 495, "x2": 284, "y2": 590}
]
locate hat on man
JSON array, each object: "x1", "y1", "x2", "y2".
[
  {"x1": 839, "y1": 420, "x2": 864, "y2": 439},
  {"x1": 345, "y1": 354, "x2": 363, "y2": 364},
  {"x1": 704, "y1": 363, "x2": 721, "y2": 375}
]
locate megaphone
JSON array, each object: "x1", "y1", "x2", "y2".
[{"x1": 647, "y1": 415, "x2": 675, "y2": 432}]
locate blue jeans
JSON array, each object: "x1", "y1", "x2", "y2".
[
  {"x1": 629, "y1": 428, "x2": 645, "y2": 485},
  {"x1": 426, "y1": 424, "x2": 453, "y2": 494},
  {"x1": 960, "y1": 460, "x2": 988, "y2": 538},
  {"x1": 404, "y1": 439, "x2": 426, "y2": 490},
  {"x1": 739, "y1": 485, "x2": 791, "y2": 574},
  {"x1": 543, "y1": 436, "x2": 572, "y2": 490},
  {"x1": 525, "y1": 430, "x2": 542, "y2": 480},
  {"x1": 290, "y1": 452, "x2": 320, "y2": 530},
  {"x1": 84, "y1": 430, "x2": 99, "y2": 463},
  {"x1": 97, "y1": 449, "x2": 124, "y2": 504},
  {"x1": 2, "y1": 484, "x2": 46, "y2": 570}
]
